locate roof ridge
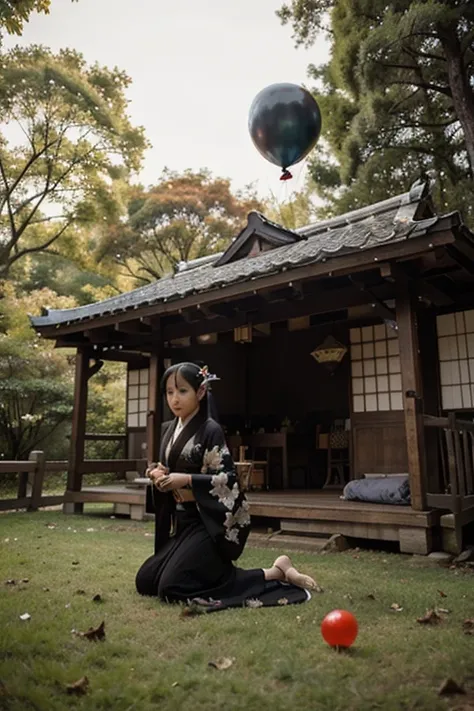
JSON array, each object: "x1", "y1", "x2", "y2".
[{"x1": 296, "y1": 180, "x2": 431, "y2": 238}]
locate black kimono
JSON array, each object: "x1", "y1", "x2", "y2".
[{"x1": 135, "y1": 410, "x2": 309, "y2": 611}]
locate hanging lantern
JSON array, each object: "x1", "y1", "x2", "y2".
[
  {"x1": 234, "y1": 325, "x2": 253, "y2": 343},
  {"x1": 311, "y1": 335, "x2": 347, "y2": 373}
]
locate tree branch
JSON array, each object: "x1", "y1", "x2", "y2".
[
  {"x1": 5, "y1": 221, "x2": 72, "y2": 271},
  {"x1": 388, "y1": 79, "x2": 452, "y2": 96}
]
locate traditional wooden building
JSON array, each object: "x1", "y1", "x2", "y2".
[{"x1": 31, "y1": 179, "x2": 474, "y2": 554}]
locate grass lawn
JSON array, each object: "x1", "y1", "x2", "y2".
[{"x1": 0, "y1": 509, "x2": 473, "y2": 711}]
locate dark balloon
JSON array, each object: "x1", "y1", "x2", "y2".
[{"x1": 248, "y1": 83, "x2": 322, "y2": 175}]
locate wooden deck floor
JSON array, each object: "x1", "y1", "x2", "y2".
[{"x1": 66, "y1": 485, "x2": 440, "y2": 555}]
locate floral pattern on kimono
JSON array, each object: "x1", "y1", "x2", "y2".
[
  {"x1": 190, "y1": 422, "x2": 251, "y2": 560},
  {"x1": 149, "y1": 411, "x2": 250, "y2": 561}
]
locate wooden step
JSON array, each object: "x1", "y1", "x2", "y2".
[
  {"x1": 280, "y1": 517, "x2": 399, "y2": 541},
  {"x1": 247, "y1": 531, "x2": 330, "y2": 554}
]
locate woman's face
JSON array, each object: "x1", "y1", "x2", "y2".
[{"x1": 165, "y1": 370, "x2": 201, "y2": 420}]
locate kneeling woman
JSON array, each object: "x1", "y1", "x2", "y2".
[{"x1": 135, "y1": 362, "x2": 322, "y2": 612}]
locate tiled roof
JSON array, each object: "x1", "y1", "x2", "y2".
[{"x1": 30, "y1": 181, "x2": 457, "y2": 330}]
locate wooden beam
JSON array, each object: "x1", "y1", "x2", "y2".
[
  {"x1": 446, "y1": 245, "x2": 474, "y2": 275},
  {"x1": 146, "y1": 320, "x2": 163, "y2": 465},
  {"x1": 83, "y1": 328, "x2": 153, "y2": 350},
  {"x1": 417, "y1": 279, "x2": 453, "y2": 307},
  {"x1": 114, "y1": 320, "x2": 151, "y2": 335},
  {"x1": 379, "y1": 261, "x2": 453, "y2": 306},
  {"x1": 99, "y1": 351, "x2": 150, "y2": 366},
  {"x1": 65, "y1": 349, "x2": 89, "y2": 510},
  {"x1": 396, "y1": 277, "x2": 427, "y2": 511},
  {"x1": 39, "y1": 231, "x2": 455, "y2": 339},
  {"x1": 348, "y1": 276, "x2": 396, "y2": 322},
  {"x1": 87, "y1": 359, "x2": 104, "y2": 380},
  {"x1": 163, "y1": 283, "x2": 395, "y2": 340}
]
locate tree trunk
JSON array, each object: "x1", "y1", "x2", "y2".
[{"x1": 438, "y1": 23, "x2": 474, "y2": 176}]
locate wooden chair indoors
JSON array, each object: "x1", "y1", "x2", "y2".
[
  {"x1": 322, "y1": 422, "x2": 351, "y2": 489},
  {"x1": 226, "y1": 435, "x2": 271, "y2": 490},
  {"x1": 230, "y1": 443, "x2": 267, "y2": 491}
]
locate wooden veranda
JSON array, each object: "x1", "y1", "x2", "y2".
[{"x1": 61, "y1": 485, "x2": 439, "y2": 555}]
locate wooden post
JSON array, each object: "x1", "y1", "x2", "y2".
[
  {"x1": 64, "y1": 348, "x2": 89, "y2": 514},
  {"x1": 396, "y1": 278, "x2": 427, "y2": 512},
  {"x1": 147, "y1": 321, "x2": 163, "y2": 465},
  {"x1": 28, "y1": 450, "x2": 45, "y2": 511}
]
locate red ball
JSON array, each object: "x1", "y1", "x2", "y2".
[{"x1": 321, "y1": 609, "x2": 358, "y2": 648}]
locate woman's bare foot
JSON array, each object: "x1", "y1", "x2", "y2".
[{"x1": 273, "y1": 554, "x2": 323, "y2": 592}]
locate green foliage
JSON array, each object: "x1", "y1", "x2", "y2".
[
  {"x1": 0, "y1": 45, "x2": 147, "y2": 280},
  {"x1": 0, "y1": 283, "x2": 127, "y2": 461},
  {"x1": 0, "y1": 0, "x2": 50, "y2": 36},
  {"x1": 278, "y1": 0, "x2": 474, "y2": 222},
  {"x1": 264, "y1": 183, "x2": 320, "y2": 229},
  {"x1": 0, "y1": 282, "x2": 75, "y2": 459},
  {"x1": 86, "y1": 362, "x2": 127, "y2": 461},
  {"x1": 99, "y1": 169, "x2": 263, "y2": 284}
]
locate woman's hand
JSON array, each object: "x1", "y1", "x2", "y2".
[
  {"x1": 157, "y1": 473, "x2": 192, "y2": 492},
  {"x1": 147, "y1": 463, "x2": 169, "y2": 487}
]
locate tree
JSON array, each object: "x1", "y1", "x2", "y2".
[
  {"x1": 0, "y1": 1, "x2": 78, "y2": 42},
  {"x1": 0, "y1": 45, "x2": 147, "y2": 281},
  {"x1": 100, "y1": 169, "x2": 263, "y2": 284},
  {"x1": 0, "y1": 282, "x2": 75, "y2": 460},
  {"x1": 264, "y1": 183, "x2": 320, "y2": 229},
  {"x1": 0, "y1": 282, "x2": 127, "y2": 461},
  {"x1": 277, "y1": 1, "x2": 474, "y2": 220}
]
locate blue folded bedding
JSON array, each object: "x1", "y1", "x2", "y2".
[{"x1": 342, "y1": 476, "x2": 411, "y2": 505}]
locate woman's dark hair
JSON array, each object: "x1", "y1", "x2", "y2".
[{"x1": 160, "y1": 362, "x2": 219, "y2": 420}]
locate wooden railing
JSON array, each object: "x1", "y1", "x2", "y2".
[
  {"x1": 0, "y1": 453, "x2": 146, "y2": 513},
  {"x1": 424, "y1": 414, "x2": 474, "y2": 513},
  {"x1": 0, "y1": 452, "x2": 67, "y2": 512}
]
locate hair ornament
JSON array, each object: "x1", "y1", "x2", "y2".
[{"x1": 198, "y1": 365, "x2": 220, "y2": 383}]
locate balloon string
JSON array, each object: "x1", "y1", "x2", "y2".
[{"x1": 280, "y1": 168, "x2": 293, "y2": 181}]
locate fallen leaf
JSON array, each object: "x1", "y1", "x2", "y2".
[
  {"x1": 74, "y1": 621, "x2": 105, "y2": 642},
  {"x1": 65, "y1": 603, "x2": 71, "y2": 609},
  {"x1": 208, "y1": 657, "x2": 234, "y2": 670},
  {"x1": 277, "y1": 598, "x2": 289, "y2": 606},
  {"x1": 438, "y1": 678, "x2": 465, "y2": 696},
  {"x1": 343, "y1": 594, "x2": 353, "y2": 602},
  {"x1": 367, "y1": 593, "x2": 376, "y2": 600},
  {"x1": 390, "y1": 603, "x2": 403, "y2": 612},
  {"x1": 5, "y1": 579, "x2": 16, "y2": 585},
  {"x1": 66, "y1": 676, "x2": 89, "y2": 695},
  {"x1": 92, "y1": 594, "x2": 103, "y2": 603},
  {"x1": 436, "y1": 608, "x2": 450, "y2": 615},
  {"x1": 71, "y1": 561, "x2": 80, "y2": 566},
  {"x1": 75, "y1": 589, "x2": 86, "y2": 596},
  {"x1": 180, "y1": 605, "x2": 206, "y2": 617},
  {"x1": 438, "y1": 589, "x2": 448, "y2": 598},
  {"x1": 462, "y1": 619, "x2": 474, "y2": 635},
  {"x1": 19, "y1": 613, "x2": 31, "y2": 621},
  {"x1": 417, "y1": 609, "x2": 443, "y2": 625},
  {"x1": 171, "y1": 681, "x2": 179, "y2": 687},
  {"x1": 86, "y1": 528, "x2": 95, "y2": 532},
  {"x1": 246, "y1": 598, "x2": 264, "y2": 609},
  {"x1": 42, "y1": 587, "x2": 49, "y2": 592},
  {"x1": 46, "y1": 524, "x2": 56, "y2": 529}
]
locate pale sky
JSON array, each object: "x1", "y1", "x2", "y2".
[{"x1": 4, "y1": 0, "x2": 329, "y2": 198}]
